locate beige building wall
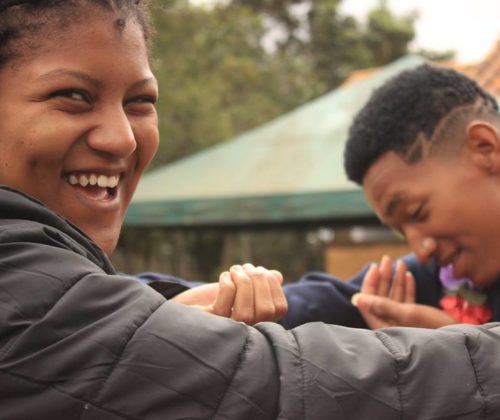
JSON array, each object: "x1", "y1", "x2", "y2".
[{"x1": 325, "y1": 243, "x2": 411, "y2": 280}]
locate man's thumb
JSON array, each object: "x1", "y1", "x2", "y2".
[{"x1": 352, "y1": 293, "x2": 397, "y2": 317}]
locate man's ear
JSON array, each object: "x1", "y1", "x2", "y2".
[{"x1": 466, "y1": 121, "x2": 500, "y2": 172}]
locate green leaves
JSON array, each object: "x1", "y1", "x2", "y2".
[
  {"x1": 150, "y1": 0, "x2": 318, "y2": 166},
  {"x1": 149, "y1": 0, "x2": 422, "y2": 166}
]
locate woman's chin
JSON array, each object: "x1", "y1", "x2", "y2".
[{"x1": 86, "y1": 225, "x2": 121, "y2": 255}]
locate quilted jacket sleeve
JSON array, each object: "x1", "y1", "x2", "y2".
[{"x1": 2, "y1": 221, "x2": 500, "y2": 419}]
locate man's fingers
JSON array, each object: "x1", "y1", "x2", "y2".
[
  {"x1": 352, "y1": 293, "x2": 402, "y2": 322},
  {"x1": 389, "y1": 260, "x2": 407, "y2": 302},
  {"x1": 404, "y1": 272, "x2": 416, "y2": 303},
  {"x1": 351, "y1": 292, "x2": 394, "y2": 329},
  {"x1": 230, "y1": 265, "x2": 255, "y2": 324},
  {"x1": 211, "y1": 271, "x2": 236, "y2": 318},
  {"x1": 270, "y1": 269, "x2": 284, "y2": 285},
  {"x1": 351, "y1": 293, "x2": 392, "y2": 329},
  {"x1": 353, "y1": 293, "x2": 457, "y2": 329},
  {"x1": 198, "y1": 264, "x2": 287, "y2": 325},
  {"x1": 377, "y1": 255, "x2": 393, "y2": 296},
  {"x1": 268, "y1": 270, "x2": 288, "y2": 321},
  {"x1": 361, "y1": 263, "x2": 380, "y2": 295},
  {"x1": 247, "y1": 265, "x2": 276, "y2": 323}
]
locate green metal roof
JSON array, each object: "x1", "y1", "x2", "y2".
[{"x1": 126, "y1": 55, "x2": 427, "y2": 227}]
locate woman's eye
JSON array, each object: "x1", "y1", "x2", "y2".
[
  {"x1": 125, "y1": 96, "x2": 158, "y2": 113},
  {"x1": 51, "y1": 89, "x2": 89, "y2": 102},
  {"x1": 131, "y1": 96, "x2": 157, "y2": 105},
  {"x1": 67, "y1": 91, "x2": 86, "y2": 101}
]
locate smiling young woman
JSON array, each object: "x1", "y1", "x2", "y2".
[
  {"x1": 0, "y1": 0, "x2": 158, "y2": 254},
  {"x1": 2, "y1": 2, "x2": 500, "y2": 419}
]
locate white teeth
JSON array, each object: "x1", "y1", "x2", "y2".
[
  {"x1": 97, "y1": 175, "x2": 108, "y2": 187},
  {"x1": 79, "y1": 175, "x2": 89, "y2": 187},
  {"x1": 67, "y1": 173, "x2": 120, "y2": 189},
  {"x1": 108, "y1": 176, "x2": 119, "y2": 188}
]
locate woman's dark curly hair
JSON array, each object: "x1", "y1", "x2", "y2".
[{"x1": 0, "y1": 0, "x2": 152, "y2": 69}]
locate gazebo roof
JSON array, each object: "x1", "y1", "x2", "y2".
[{"x1": 126, "y1": 55, "x2": 427, "y2": 227}]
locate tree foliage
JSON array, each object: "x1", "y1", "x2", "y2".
[
  {"x1": 148, "y1": 0, "x2": 428, "y2": 165},
  {"x1": 232, "y1": 0, "x2": 418, "y2": 87},
  {"x1": 150, "y1": 0, "x2": 322, "y2": 166}
]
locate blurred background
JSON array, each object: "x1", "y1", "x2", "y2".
[{"x1": 112, "y1": 0, "x2": 500, "y2": 283}]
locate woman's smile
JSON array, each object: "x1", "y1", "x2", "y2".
[{"x1": 66, "y1": 171, "x2": 122, "y2": 201}]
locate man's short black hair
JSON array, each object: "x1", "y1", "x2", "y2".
[{"x1": 343, "y1": 64, "x2": 499, "y2": 184}]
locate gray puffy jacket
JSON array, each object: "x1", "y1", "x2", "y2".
[{"x1": 1, "y1": 186, "x2": 500, "y2": 420}]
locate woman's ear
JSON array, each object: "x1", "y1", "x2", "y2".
[{"x1": 466, "y1": 121, "x2": 500, "y2": 172}]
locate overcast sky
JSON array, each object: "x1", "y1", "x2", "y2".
[{"x1": 340, "y1": 0, "x2": 499, "y2": 63}]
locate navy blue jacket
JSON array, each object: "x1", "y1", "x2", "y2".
[
  {"x1": 281, "y1": 255, "x2": 500, "y2": 328},
  {"x1": 281, "y1": 254, "x2": 441, "y2": 328},
  {"x1": 134, "y1": 254, "x2": 500, "y2": 329}
]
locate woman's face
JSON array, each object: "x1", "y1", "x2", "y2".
[{"x1": 0, "y1": 13, "x2": 159, "y2": 254}]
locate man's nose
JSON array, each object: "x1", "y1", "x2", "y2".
[
  {"x1": 404, "y1": 227, "x2": 437, "y2": 262},
  {"x1": 85, "y1": 107, "x2": 136, "y2": 158}
]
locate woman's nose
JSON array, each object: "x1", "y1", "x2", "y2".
[{"x1": 85, "y1": 107, "x2": 136, "y2": 158}]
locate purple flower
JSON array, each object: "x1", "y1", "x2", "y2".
[{"x1": 439, "y1": 264, "x2": 475, "y2": 290}]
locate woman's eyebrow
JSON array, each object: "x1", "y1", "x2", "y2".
[
  {"x1": 130, "y1": 77, "x2": 157, "y2": 90},
  {"x1": 35, "y1": 68, "x2": 102, "y2": 89},
  {"x1": 35, "y1": 70, "x2": 157, "y2": 92}
]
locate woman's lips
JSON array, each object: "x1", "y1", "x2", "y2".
[{"x1": 69, "y1": 183, "x2": 115, "y2": 201}]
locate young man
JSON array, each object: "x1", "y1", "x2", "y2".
[
  {"x1": 145, "y1": 64, "x2": 500, "y2": 333},
  {"x1": 341, "y1": 63, "x2": 500, "y2": 329}
]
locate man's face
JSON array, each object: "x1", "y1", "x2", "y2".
[{"x1": 364, "y1": 150, "x2": 500, "y2": 287}]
